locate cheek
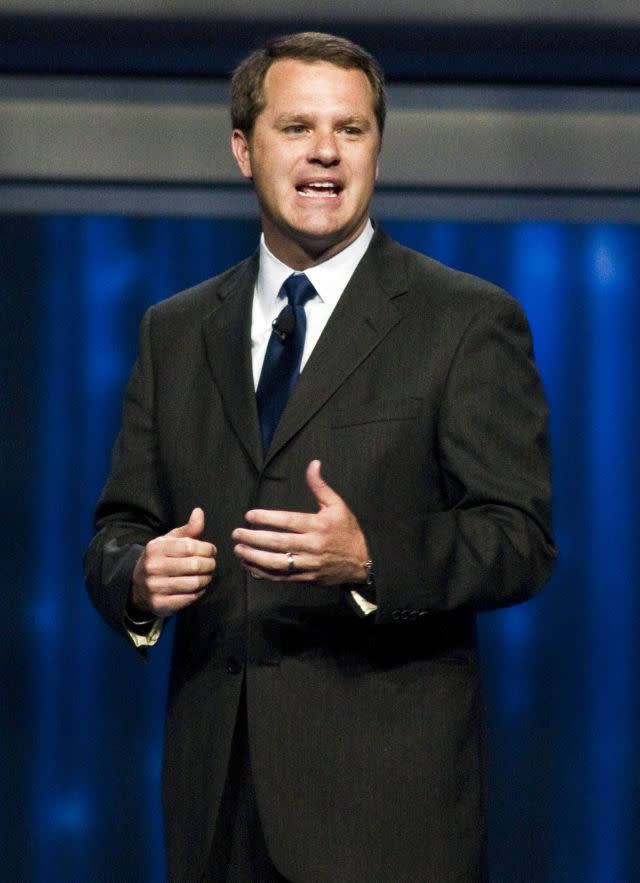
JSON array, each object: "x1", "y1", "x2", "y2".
[
  {"x1": 351, "y1": 155, "x2": 378, "y2": 191},
  {"x1": 257, "y1": 158, "x2": 288, "y2": 191},
  {"x1": 255, "y1": 173, "x2": 293, "y2": 217}
]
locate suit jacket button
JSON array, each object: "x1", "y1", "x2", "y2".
[{"x1": 225, "y1": 657, "x2": 242, "y2": 675}]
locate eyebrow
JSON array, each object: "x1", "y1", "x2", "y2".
[
  {"x1": 338, "y1": 115, "x2": 372, "y2": 128},
  {"x1": 274, "y1": 113, "x2": 372, "y2": 128}
]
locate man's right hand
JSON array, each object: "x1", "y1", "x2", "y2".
[{"x1": 130, "y1": 508, "x2": 217, "y2": 619}]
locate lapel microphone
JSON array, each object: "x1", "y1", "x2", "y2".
[{"x1": 271, "y1": 311, "x2": 296, "y2": 342}]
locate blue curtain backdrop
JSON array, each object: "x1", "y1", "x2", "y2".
[{"x1": 2, "y1": 214, "x2": 638, "y2": 882}]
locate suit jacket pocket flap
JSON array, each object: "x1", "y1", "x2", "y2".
[{"x1": 331, "y1": 396, "x2": 423, "y2": 428}]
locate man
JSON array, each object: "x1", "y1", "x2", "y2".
[{"x1": 85, "y1": 32, "x2": 556, "y2": 883}]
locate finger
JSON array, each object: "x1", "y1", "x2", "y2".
[
  {"x1": 234, "y1": 545, "x2": 314, "y2": 579},
  {"x1": 243, "y1": 509, "x2": 315, "y2": 532},
  {"x1": 147, "y1": 573, "x2": 214, "y2": 594},
  {"x1": 305, "y1": 460, "x2": 342, "y2": 509},
  {"x1": 241, "y1": 563, "x2": 315, "y2": 583},
  {"x1": 231, "y1": 527, "x2": 307, "y2": 553},
  {"x1": 168, "y1": 507, "x2": 205, "y2": 539},
  {"x1": 145, "y1": 554, "x2": 216, "y2": 578},
  {"x1": 159, "y1": 537, "x2": 217, "y2": 559},
  {"x1": 233, "y1": 543, "x2": 286, "y2": 571}
]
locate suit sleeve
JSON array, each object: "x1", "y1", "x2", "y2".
[
  {"x1": 84, "y1": 306, "x2": 171, "y2": 640},
  {"x1": 362, "y1": 295, "x2": 557, "y2": 623}
]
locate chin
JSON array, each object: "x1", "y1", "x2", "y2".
[
  {"x1": 299, "y1": 229, "x2": 351, "y2": 255},
  {"x1": 295, "y1": 215, "x2": 357, "y2": 242}
]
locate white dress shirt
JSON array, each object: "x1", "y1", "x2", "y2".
[{"x1": 251, "y1": 220, "x2": 375, "y2": 388}]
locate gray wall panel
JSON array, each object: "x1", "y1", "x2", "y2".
[
  {"x1": 0, "y1": 100, "x2": 237, "y2": 181},
  {"x1": 1, "y1": 79, "x2": 639, "y2": 192},
  {"x1": 382, "y1": 109, "x2": 640, "y2": 190}
]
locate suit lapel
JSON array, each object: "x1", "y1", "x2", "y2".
[
  {"x1": 200, "y1": 231, "x2": 409, "y2": 470},
  {"x1": 266, "y1": 230, "x2": 408, "y2": 463},
  {"x1": 201, "y1": 252, "x2": 264, "y2": 472}
]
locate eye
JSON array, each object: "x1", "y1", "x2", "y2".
[
  {"x1": 284, "y1": 124, "x2": 308, "y2": 135},
  {"x1": 342, "y1": 126, "x2": 363, "y2": 136}
]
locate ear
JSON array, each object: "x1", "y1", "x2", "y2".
[{"x1": 231, "y1": 129, "x2": 253, "y2": 179}]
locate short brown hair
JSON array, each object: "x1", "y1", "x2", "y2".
[{"x1": 231, "y1": 32, "x2": 386, "y2": 137}]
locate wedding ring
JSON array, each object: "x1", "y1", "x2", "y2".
[{"x1": 286, "y1": 552, "x2": 296, "y2": 575}]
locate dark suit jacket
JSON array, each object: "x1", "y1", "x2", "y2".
[{"x1": 85, "y1": 227, "x2": 556, "y2": 883}]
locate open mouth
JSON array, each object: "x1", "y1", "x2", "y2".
[{"x1": 296, "y1": 181, "x2": 342, "y2": 199}]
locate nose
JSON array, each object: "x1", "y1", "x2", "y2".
[{"x1": 309, "y1": 129, "x2": 339, "y2": 166}]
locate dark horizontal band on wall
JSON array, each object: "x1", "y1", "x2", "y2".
[
  {"x1": 4, "y1": 181, "x2": 640, "y2": 224},
  {"x1": 1, "y1": 15, "x2": 640, "y2": 84}
]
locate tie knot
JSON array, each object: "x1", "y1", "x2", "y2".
[{"x1": 282, "y1": 273, "x2": 316, "y2": 309}]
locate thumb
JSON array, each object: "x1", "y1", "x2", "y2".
[
  {"x1": 168, "y1": 507, "x2": 205, "y2": 539},
  {"x1": 306, "y1": 460, "x2": 341, "y2": 510}
]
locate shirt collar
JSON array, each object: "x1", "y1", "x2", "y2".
[{"x1": 256, "y1": 220, "x2": 374, "y2": 311}]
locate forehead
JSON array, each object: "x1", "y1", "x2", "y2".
[{"x1": 261, "y1": 58, "x2": 376, "y2": 116}]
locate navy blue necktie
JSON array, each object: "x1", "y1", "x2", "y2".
[{"x1": 256, "y1": 273, "x2": 317, "y2": 452}]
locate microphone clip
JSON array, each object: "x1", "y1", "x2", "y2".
[
  {"x1": 271, "y1": 312, "x2": 295, "y2": 342},
  {"x1": 272, "y1": 318, "x2": 288, "y2": 342}
]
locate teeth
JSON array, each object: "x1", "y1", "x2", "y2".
[
  {"x1": 299, "y1": 190, "x2": 338, "y2": 198},
  {"x1": 298, "y1": 182, "x2": 339, "y2": 198}
]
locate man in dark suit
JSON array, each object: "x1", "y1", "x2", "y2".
[{"x1": 85, "y1": 32, "x2": 556, "y2": 883}]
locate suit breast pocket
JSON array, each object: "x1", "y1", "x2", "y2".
[{"x1": 326, "y1": 397, "x2": 435, "y2": 516}]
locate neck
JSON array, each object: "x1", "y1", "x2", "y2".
[{"x1": 262, "y1": 219, "x2": 370, "y2": 271}]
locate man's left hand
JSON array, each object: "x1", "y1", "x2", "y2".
[{"x1": 232, "y1": 459, "x2": 370, "y2": 585}]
